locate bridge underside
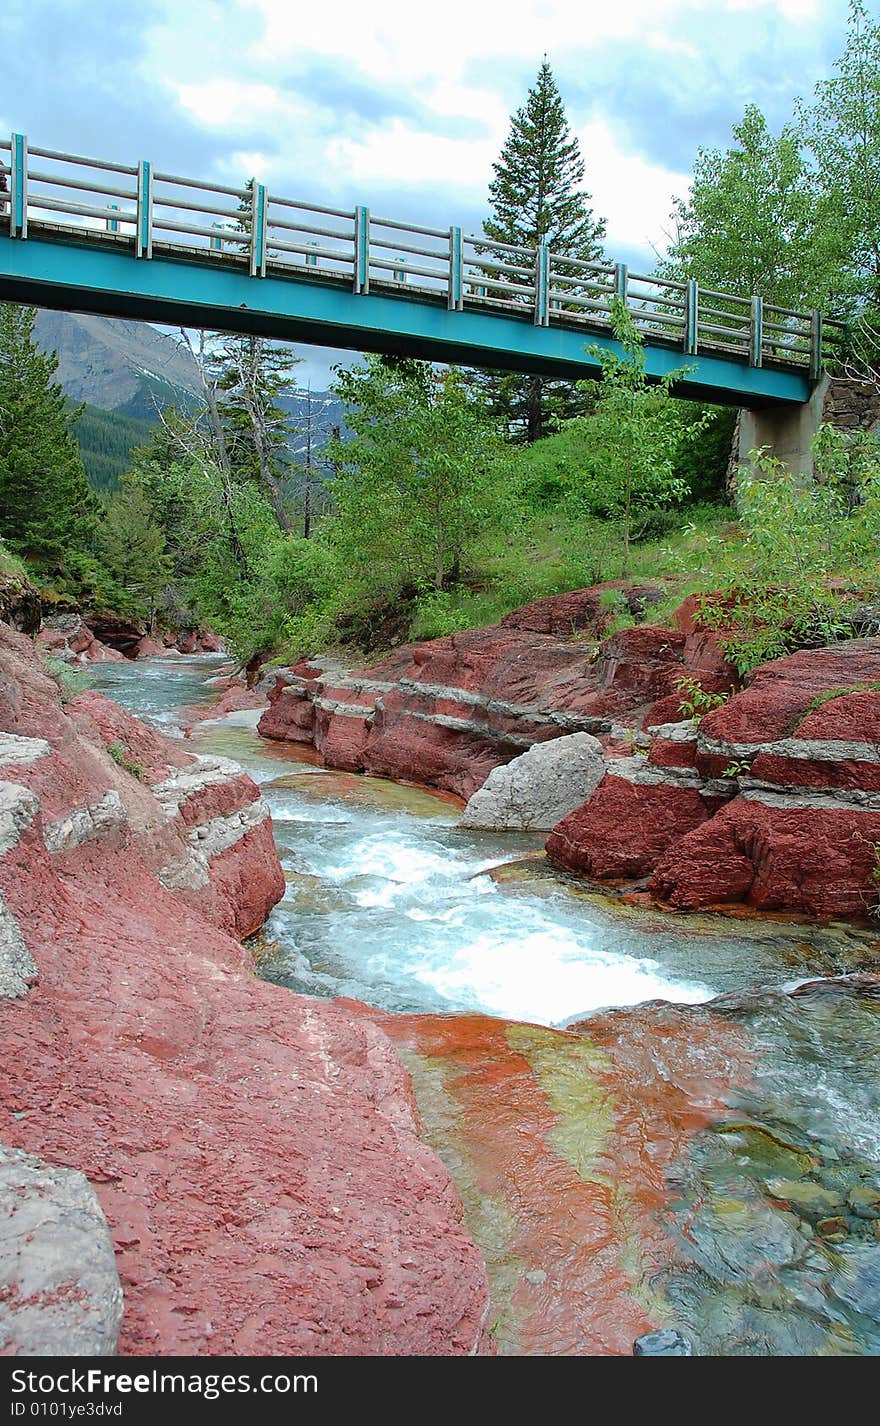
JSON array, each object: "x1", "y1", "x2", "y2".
[{"x1": 0, "y1": 235, "x2": 813, "y2": 411}]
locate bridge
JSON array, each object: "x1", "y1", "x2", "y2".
[{"x1": 0, "y1": 133, "x2": 845, "y2": 428}]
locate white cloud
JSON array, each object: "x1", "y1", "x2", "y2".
[
  {"x1": 150, "y1": 0, "x2": 838, "y2": 265},
  {"x1": 576, "y1": 118, "x2": 690, "y2": 259}
]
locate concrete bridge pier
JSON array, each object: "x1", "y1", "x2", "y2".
[
  {"x1": 737, "y1": 373, "x2": 880, "y2": 476},
  {"x1": 737, "y1": 375, "x2": 830, "y2": 476}
]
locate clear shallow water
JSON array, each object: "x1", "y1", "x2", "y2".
[
  {"x1": 89, "y1": 658, "x2": 877, "y2": 1027},
  {"x1": 88, "y1": 657, "x2": 880, "y2": 1355}
]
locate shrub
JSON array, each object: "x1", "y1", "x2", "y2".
[
  {"x1": 107, "y1": 739, "x2": 145, "y2": 781},
  {"x1": 42, "y1": 655, "x2": 89, "y2": 707}
]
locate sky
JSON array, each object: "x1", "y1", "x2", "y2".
[{"x1": 0, "y1": 0, "x2": 860, "y2": 387}]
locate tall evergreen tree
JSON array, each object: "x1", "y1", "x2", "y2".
[
  {"x1": 478, "y1": 60, "x2": 607, "y2": 442},
  {"x1": 97, "y1": 480, "x2": 171, "y2": 625},
  {"x1": 0, "y1": 304, "x2": 98, "y2": 569}
]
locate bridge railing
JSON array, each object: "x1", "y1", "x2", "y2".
[{"x1": 1, "y1": 134, "x2": 846, "y2": 379}]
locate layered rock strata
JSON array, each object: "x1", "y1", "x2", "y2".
[
  {"x1": 259, "y1": 585, "x2": 734, "y2": 801},
  {"x1": 0, "y1": 624, "x2": 489, "y2": 1355},
  {"x1": 548, "y1": 639, "x2": 880, "y2": 920}
]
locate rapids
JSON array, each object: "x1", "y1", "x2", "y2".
[{"x1": 89, "y1": 655, "x2": 880, "y2": 1356}]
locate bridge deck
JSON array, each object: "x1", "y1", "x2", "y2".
[{"x1": 0, "y1": 135, "x2": 845, "y2": 408}]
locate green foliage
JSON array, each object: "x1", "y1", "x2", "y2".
[
  {"x1": 476, "y1": 60, "x2": 606, "y2": 442},
  {"x1": 215, "y1": 335, "x2": 300, "y2": 531},
  {"x1": 674, "y1": 676, "x2": 729, "y2": 721},
  {"x1": 107, "y1": 739, "x2": 145, "y2": 781},
  {"x1": 485, "y1": 59, "x2": 606, "y2": 259},
  {"x1": 42, "y1": 655, "x2": 89, "y2": 707},
  {"x1": 74, "y1": 404, "x2": 155, "y2": 493},
  {"x1": 662, "y1": 103, "x2": 833, "y2": 309},
  {"x1": 798, "y1": 0, "x2": 880, "y2": 313},
  {"x1": 673, "y1": 403, "x2": 737, "y2": 504},
  {"x1": 569, "y1": 302, "x2": 700, "y2": 574},
  {"x1": 97, "y1": 481, "x2": 171, "y2": 622},
  {"x1": 698, "y1": 426, "x2": 880, "y2": 675},
  {"x1": 0, "y1": 535, "x2": 27, "y2": 580},
  {"x1": 327, "y1": 358, "x2": 510, "y2": 598},
  {"x1": 0, "y1": 304, "x2": 100, "y2": 579}
]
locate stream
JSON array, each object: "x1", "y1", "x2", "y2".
[{"x1": 90, "y1": 655, "x2": 880, "y2": 1356}]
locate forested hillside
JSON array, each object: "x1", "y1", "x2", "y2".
[{"x1": 3, "y1": 4, "x2": 880, "y2": 667}]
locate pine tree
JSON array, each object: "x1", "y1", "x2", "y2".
[
  {"x1": 0, "y1": 303, "x2": 98, "y2": 569},
  {"x1": 216, "y1": 335, "x2": 300, "y2": 532},
  {"x1": 485, "y1": 60, "x2": 606, "y2": 259},
  {"x1": 98, "y1": 481, "x2": 171, "y2": 625},
  {"x1": 478, "y1": 60, "x2": 607, "y2": 442}
]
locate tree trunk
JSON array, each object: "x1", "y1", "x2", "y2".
[
  {"x1": 303, "y1": 388, "x2": 313, "y2": 539},
  {"x1": 240, "y1": 342, "x2": 291, "y2": 533},
  {"x1": 179, "y1": 329, "x2": 252, "y2": 579},
  {"x1": 526, "y1": 377, "x2": 544, "y2": 442}
]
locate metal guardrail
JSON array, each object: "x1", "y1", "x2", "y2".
[{"x1": 0, "y1": 133, "x2": 845, "y2": 378}]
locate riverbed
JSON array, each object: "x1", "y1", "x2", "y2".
[
  {"x1": 90, "y1": 656, "x2": 875, "y2": 1024},
  {"x1": 90, "y1": 656, "x2": 880, "y2": 1356}
]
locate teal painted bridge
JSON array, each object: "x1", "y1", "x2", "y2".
[{"x1": 0, "y1": 134, "x2": 845, "y2": 408}]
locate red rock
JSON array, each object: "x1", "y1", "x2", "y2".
[
  {"x1": 0, "y1": 625, "x2": 282, "y2": 934},
  {"x1": 88, "y1": 614, "x2": 145, "y2": 658},
  {"x1": 747, "y1": 752, "x2": 880, "y2": 792},
  {"x1": 181, "y1": 682, "x2": 266, "y2": 729},
  {"x1": 501, "y1": 582, "x2": 661, "y2": 636},
  {"x1": 547, "y1": 641, "x2": 880, "y2": 917},
  {"x1": 34, "y1": 627, "x2": 68, "y2": 654},
  {"x1": 546, "y1": 770, "x2": 726, "y2": 880},
  {"x1": 173, "y1": 628, "x2": 224, "y2": 654},
  {"x1": 134, "y1": 636, "x2": 167, "y2": 659},
  {"x1": 649, "y1": 734, "x2": 698, "y2": 769},
  {"x1": 700, "y1": 640, "x2": 880, "y2": 746},
  {"x1": 258, "y1": 587, "x2": 729, "y2": 801},
  {"x1": 84, "y1": 638, "x2": 127, "y2": 664},
  {"x1": 67, "y1": 689, "x2": 192, "y2": 784},
  {"x1": 649, "y1": 797, "x2": 880, "y2": 918},
  {"x1": 0, "y1": 625, "x2": 489, "y2": 1355}
]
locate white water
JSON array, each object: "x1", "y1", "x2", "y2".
[{"x1": 89, "y1": 658, "x2": 873, "y2": 1027}]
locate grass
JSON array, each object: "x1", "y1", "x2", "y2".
[
  {"x1": 0, "y1": 539, "x2": 28, "y2": 582},
  {"x1": 410, "y1": 503, "x2": 735, "y2": 641},
  {"x1": 42, "y1": 655, "x2": 89, "y2": 707},
  {"x1": 107, "y1": 739, "x2": 146, "y2": 781},
  {"x1": 793, "y1": 681, "x2": 880, "y2": 730}
]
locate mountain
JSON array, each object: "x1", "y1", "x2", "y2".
[
  {"x1": 33, "y1": 310, "x2": 203, "y2": 420},
  {"x1": 280, "y1": 388, "x2": 348, "y2": 462},
  {"x1": 29, "y1": 311, "x2": 349, "y2": 492}
]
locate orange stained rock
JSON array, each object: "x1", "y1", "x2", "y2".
[{"x1": 372, "y1": 1004, "x2": 754, "y2": 1357}]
